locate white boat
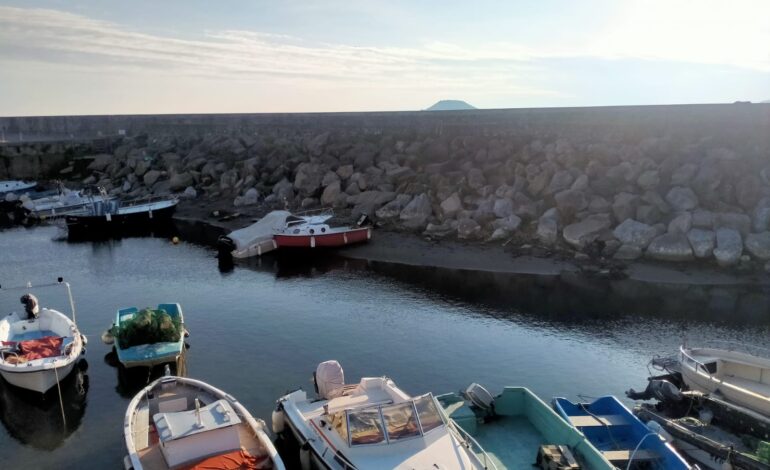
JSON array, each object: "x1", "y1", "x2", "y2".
[
  {"x1": 217, "y1": 210, "x2": 290, "y2": 258},
  {"x1": 124, "y1": 375, "x2": 285, "y2": 470},
  {"x1": 0, "y1": 281, "x2": 85, "y2": 393},
  {"x1": 0, "y1": 180, "x2": 37, "y2": 195},
  {"x1": 680, "y1": 341, "x2": 770, "y2": 416},
  {"x1": 31, "y1": 187, "x2": 110, "y2": 218},
  {"x1": 274, "y1": 360, "x2": 489, "y2": 470}
]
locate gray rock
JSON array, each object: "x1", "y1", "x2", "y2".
[
  {"x1": 713, "y1": 212, "x2": 751, "y2": 236},
  {"x1": 134, "y1": 160, "x2": 150, "y2": 177},
  {"x1": 492, "y1": 215, "x2": 522, "y2": 232},
  {"x1": 87, "y1": 154, "x2": 114, "y2": 172},
  {"x1": 636, "y1": 170, "x2": 660, "y2": 190},
  {"x1": 423, "y1": 221, "x2": 456, "y2": 239},
  {"x1": 614, "y1": 244, "x2": 643, "y2": 260},
  {"x1": 457, "y1": 218, "x2": 482, "y2": 240},
  {"x1": 554, "y1": 189, "x2": 588, "y2": 217},
  {"x1": 336, "y1": 165, "x2": 354, "y2": 180},
  {"x1": 493, "y1": 198, "x2": 514, "y2": 218},
  {"x1": 588, "y1": 196, "x2": 611, "y2": 213},
  {"x1": 766, "y1": 261, "x2": 770, "y2": 274},
  {"x1": 612, "y1": 193, "x2": 639, "y2": 223},
  {"x1": 536, "y1": 208, "x2": 560, "y2": 245},
  {"x1": 691, "y1": 209, "x2": 714, "y2": 229},
  {"x1": 294, "y1": 163, "x2": 325, "y2": 196},
  {"x1": 143, "y1": 170, "x2": 161, "y2": 186},
  {"x1": 745, "y1": 232, "x2": 770, "y2": 260},
  {"x1": 182, "y1": 186, "x2": 197, "y2": 199},
  {"x1": 400, "y1": 193, "x2": 433, "y2": 230},
  {"x1": 736, "y1": 175, "x2": 762, "y2": 209},
  {"x1": 636, "y1": 205, "x2": 662, "y2": 225},
  {"x1": 714, "y1": 228, "x2": 743, "y2": 267},
  {"x1": 467, "y1": 169, "x2": 485, "y2": 190},
  {"x1": 301, "y1": 197, "x2": 318, "y2": 209},
  {"x1": 687, "y1": 229, "x2": 716, "y2": 258},
  {"x1": 234, "y1": 188, "x2": 259, "y2": 207},
  {"x1": 321, "y1": 171, "x2": 340, "y2": 187},
  {"x1": 668, "y1": 212, "x2": 692, "y2": 235},
  {"x1": 375, "y1": 194, "x2": 412, "y2": 219},
  {"x1": 613, "y1": 219, "x2": 657, "y2": 248},
  {"x1": 665, "y1": 187, "x2": 699, "y2": 211},
  {"x1": 571, "y1": 174, "x2": 589, "y2": 191},
  {"x1": 169, "y1": 172, "x2": 193, "y2": 191},
  {"x1": 647, "y1": 234, "x2": 693, "y2": 261},
  {"x1": 272, "y1": 178, "x2": 295, "y2": 202},
  {"x1": 347, "y1": 191, "x2": 396, "y2": 216},
  {"x1": 547, "y1": 170, "x2": 574, "y2": 194},
  {"x1": 4, "y1": 192, "x2": 18, "y2": 202},
  {"x1": 562, "y1": 213, "x2": 611, "y2": 249},
  {"x1": 753, "y1": 206, "x2": 770, "y2": 233},
  {"x1": 440, "y1": 193, "x2": 462, "y2": 217},
  {"x1": 671, "y1": 163, "x2": 698, "y2": 186},
  {"x1": 488, "y1": 227, "x2": 511, "y2": 242}
]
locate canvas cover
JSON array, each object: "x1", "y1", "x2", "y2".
[
  {"x1": 180, "y1": 449, "x2": 271, "y2": 470},
  {"x1": 316, "y1": 360, "x2": 345, "y2": 400},
  {"x1": 5, "y1": 336, "x2": 63, "y2": 363},
  {"x1": 227, "y1": 211, "x2": 291, "y2": 251}
]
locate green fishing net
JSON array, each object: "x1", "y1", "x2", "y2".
[{"x1": 112, "y1": 308, "x2": 182, "y2": 349}]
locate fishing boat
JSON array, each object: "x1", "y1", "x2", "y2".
[
  {"x1": 0, "y1": 180, "x2": 37, "y2": 195},
  {"x1": 112, "y1": 304, "x2": 185, "y2": 369},
  {"x1": 65, "y1": 195, "x2": 178, "y2": 237},
  {"x1": 553, "y1": 396, "x2": 690, "y2": 469},
  {"x1": 273, "y1": 211, "x2": 371, "y2": 249},
  {"x1": 679, "y1": 341, "x2": 770, "y2": 416},
  {"x1": 274, "y1": 360, "x2": 489, "y2": 470},
  {"x1": 0, "y1": 280, "x2": 86, "y2": 393},
  {"x1": 437, "y1": 384, "x2": 614, "y2": 470},
  {"x1": 217, "y1": 210, "x2": 290, "y2": 258},
  {"x1": 124, "y1": 375, "x2": 284, "y2": 470},
  {"x1": 30, "y1": 186, "x2": 111, "y2": 219}
]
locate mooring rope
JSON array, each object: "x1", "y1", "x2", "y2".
[{"x1": 54, "y1": 364, "x2": 67, "y2": 431}]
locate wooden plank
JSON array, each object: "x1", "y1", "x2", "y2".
[
  {"x1": 568, "y1": 414, "x2": 630, "y2": 427},
  {"x1": 603, "y1": 449, "x2": 658, "y2": 462}
]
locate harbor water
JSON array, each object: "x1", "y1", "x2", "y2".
[{"x1": 1, "y1": 225, "x2": 769, "y2": 469}]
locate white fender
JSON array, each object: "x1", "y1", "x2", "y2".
[
  {"x1": 299, "y1": 444, "x2": 311, "y2": 470},
  {"x1": 271, "y1": 409, "x2": 285, "y2": 434}
]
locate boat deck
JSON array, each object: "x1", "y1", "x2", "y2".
[
  {"x1": 9, "y1": 329, "x2": 57, "y2": 341},
  {"x1": 473, "y1": 416, "x2": 545, "y2": 469}
]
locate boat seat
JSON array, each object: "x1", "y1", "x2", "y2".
[
  {"x1": 602, "y1": 449, "x2": 659, "y2": 462},
  {"x1": 135, "y1": 406, "x2": 150, "y2": 450},
  {"x1": 568, "y1": 414, "x2": 630, "y2": 427}
]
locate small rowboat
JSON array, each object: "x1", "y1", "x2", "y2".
[
  {"x1": 114, "y1": 304, "x2": 185, "y2": 369},
  {"x1": 0, "y1": 280, "x2": 85, "y2": 393},
  {"x1": 273, "y1": 211, "x2": 371, "y2": 249},
  {"x1": 553, "y1": 396, "x2": 690, "y2": 469},
  {"x1": 124, "y1": 375, "x2": 285, "y2": 470}
]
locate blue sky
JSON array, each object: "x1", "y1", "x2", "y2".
[{"x1": 0, "y1": 0, "x2": 768, "y2": 115}]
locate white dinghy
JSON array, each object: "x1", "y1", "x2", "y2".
[
  {"x1": 124, "y1": 375, "x2": 284, "y2": 470},
  {"x1": 274, "y1": 360, "x2": 491, "y2": 470},
  {"x1": 0, "y1": 280, "x2": 85, "y2": 393},
  {"x1": 680, "y1": 341, "x2": 770, "y2": 416},
  {"x1": 217, "y1": 210, "x2": 290, "y2": 258}
]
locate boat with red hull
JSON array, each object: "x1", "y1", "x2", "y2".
[{"x1": 273, "y1": 210, "x2": 372, "y2": 249}]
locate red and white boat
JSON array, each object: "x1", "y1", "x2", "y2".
[{"x1": 274, "y1": 210, "x2": 372, "y2": 248}]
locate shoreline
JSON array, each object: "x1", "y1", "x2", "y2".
[{"x1": 172, "y1": 201, "x2": 769, "y2": 288}]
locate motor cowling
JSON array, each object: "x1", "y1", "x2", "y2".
[
  {"x1": 465, "y1": 383, "x2": 495, "y2": 412},
  {"x1": 315, "y1": 360, "x2": 345, "y2": 400}
]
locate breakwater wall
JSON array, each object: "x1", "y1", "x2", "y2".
[{"x1": 2, "y1": 104, "x2": 770, "y2": 270}]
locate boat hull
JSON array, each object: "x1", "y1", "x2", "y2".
[
  {"x1": 114, "y1": 304, "x2": 184, "y2": 369},
  {"x1": 0, "y1": 361, "x2": 76, "y2": 394},
  {"x1": 66, "y1": 204, "x2": 176, "y2": 237},
  {"x1": 274, "y1": 227, "x2": 371, "y2": 248}
]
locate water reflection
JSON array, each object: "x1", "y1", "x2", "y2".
[
  {"x1": 103, "y1": 349, "x2": 188, "y2": 398},
  {"x1": 0, "y1": 364, "x2": 89, "y2": 451}
]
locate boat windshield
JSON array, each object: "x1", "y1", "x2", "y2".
[{"x1": 339, "y1": 394, "x2": 445, "y2": 446}]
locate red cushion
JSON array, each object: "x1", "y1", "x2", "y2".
[
  {"x1": 180, "y1": 449, "x2": 271, "y2": 470},
  {"x1": 18, "y1": 336, "x2": 63, "y2": 360}
]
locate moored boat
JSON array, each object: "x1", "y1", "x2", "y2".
[
  {"x1": 437, "y1": 384, "x2": 614, "y2": 470},
  {"x1": 217, "y1": 210, "x2": 290, "y2": 258},
  {"x1": 31, "y1": 186, "x2": 111, "y2": 219},
  {"x1": 0, "y1": 180, "x2": 37, "y2": 195},
  {"x1": 273, "y1": 211, "x2": 371, "y2": 249},
  {"x1": 65, "y1": 196, "x2": 178, "y2": 237},
  {"x1": 113, "y1": 304, "x2": 185, "y2": 369},
  {"x1": 0, "y1": 280, "x2": 86, "y2": 393},
  {"x1": 553, "y1": 396, "x2": 690, "y2": 469},
  {"x1": 124, "y1": 375, "x2": 284, "y2": 470},
  {"x1": 275, "y1": 360, "x2": 489, "y2": 469},
  {"x1": 679, "y1": 341, "x2": 770, "y2": 416}
]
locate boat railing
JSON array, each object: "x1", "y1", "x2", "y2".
[
  {"x1": 292, "y1": 207, "x2": 334, "y2": 219},
  {"x1": 694, "y1": 340, "x2": 770, "y2": 360},
  {"x1": 445, "y1": 418, "x2": 499, "y2": 470},
  {"x1": 679, "y1": 346, "x2": 715, "y2": 377},
  {"x1": 118, "y1": 194, "x2": 178, "y2": 208},
  {"x1": 0, "y1": 278, "x2": 78, "y2": 324}
]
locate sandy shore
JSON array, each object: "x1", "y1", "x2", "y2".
[{"x1": 174, "y1": 200, "x2": 768, "y2": 287}]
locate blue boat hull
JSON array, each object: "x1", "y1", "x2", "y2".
[{"x1": 114, "y1": 303, "x2": 184, "y2": 368}]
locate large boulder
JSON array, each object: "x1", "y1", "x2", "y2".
[
  {"x1": 665, "y1": 187, "x2": 699, "y2": 211},
  {"x1": 457, "y1": 218, "x2": 482, "y2": 240},
  {"x1": 294, "y1": 163, "x2": 325, "y2": 196},
  {"x1": 169, "y1": 172, "x2": 193, "y2": 192},
  {"x1": 562, "y1": 214, "x2": 611, "y2": 249},
  {"x1": 612, "y1": 193, "x2": 639, "y2": 223},
  {"x1": 646, "y1": 234, "x2": 693, "y2": 261},
  {"x1": 713, "y1": 212, "x2": 751, "y2": 236},
  {"x1": 636, "y1": 170, "x2": 660, "y2": 190},
  {"x1": 613, "y1": 219, "x2": 657, "y2": 249},
  {"x1": 467, "y1": 169, "x2": 485, "y2": 190},
  {"x1": 691, "y1": 209, "x2": 714, "y2": 229},
  {"x1": 670, "y1": 163, "x2": 698, "y2": 186},
  {"x1": 547, "y1": 170, "x2": 574, "y2": 194},
  {"x1": 143, "y1": 170, "x2": 161, "y2": 187},
  {"x1": 536, "y1": 208, "x2": 560, "y2": 245},
  {"x1": 399, "y1": 193, "x2": 433, "y2": 230},
  {"x1": 440, "y1": 193, "x2": 462, "y2": 217},
  {"x1": 347, "y1": 191, "x2": 396, "y2": 216},
  {"x1": 687, "y1": 229, "x2": 716, "y2": 258},
  {"x1": 320, "y1": 181, "x2": 342, "y2": 206},
  {"x1": 554, "y1": 189, "x2": 588, "y2": 218},
  {"x1": 234, "y1": 188, "x2": 259, "y2": 207},
  {"x1": 614, "y1": 244, "x2": 643, "y2": 260},
  {"x1": 272, "y1": 178, "x2": 295, "y2": 202},
  {"x1": 745, "y1": 232, "x2": 770, "y2": 260},
  {"x1": 667, "y1": 212, "x2": 692, "y2": 235},
  {"x1": 493, "y1": 198, "x2": 514, "y2": 218},
  {"x1": 376, "y1": 194, "x2": 412, "y2": 219},
  {"x1": 492, "y1": 215, "x2": 522, "y2": 232},
  {"x1": 713, "y1": 228, "x2": 743, "y2": 267},
  {"x1": 87, "y1": 154, "x2": 114, "y2": 172},
  {"x1": 754, "y1": 204, "x2": 770, "y2": 233}
]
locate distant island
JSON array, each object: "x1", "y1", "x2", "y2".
[{"x1": 425, "y1": 100, "x2": 477, "y2": 111}]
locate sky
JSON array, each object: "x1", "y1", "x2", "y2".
[{"x1": 0, "y1": 0, "x2": 768, "y2": 116}]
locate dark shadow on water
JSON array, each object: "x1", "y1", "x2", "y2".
[
  {"x1": 0, "y1": 362, "x2": 89, "y2": 451},
  {"x1": 104, "y1": 349, "x2": 188, "y2": 399}
]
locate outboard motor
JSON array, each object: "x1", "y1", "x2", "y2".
[
  {"x1": 314, "y1": 360, "x2": 345, "y2": 400},
  {"x1": 356, "y1": 214, "x2": 371, "y2": 227},
  {"x1": 464, "y1": 383, "x2": 496, "y2": 417},
  {"x1": 20, "y1": 293, "x2": 39, "y2": 319},
  {"x1": 217, "y1": 235, "x2": 236, "y2": 258}
]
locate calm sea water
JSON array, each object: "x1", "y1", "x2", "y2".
[{"x1": 1, "y1": 225, "x2": 768, "y2": 469}]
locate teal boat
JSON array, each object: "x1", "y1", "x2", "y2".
[
  {"x1": 114, "y1": 303, "x2": 185, "y2": 368},
  {"x1": 437, "y1": 385, "x2": 615, "y2": 470}
]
